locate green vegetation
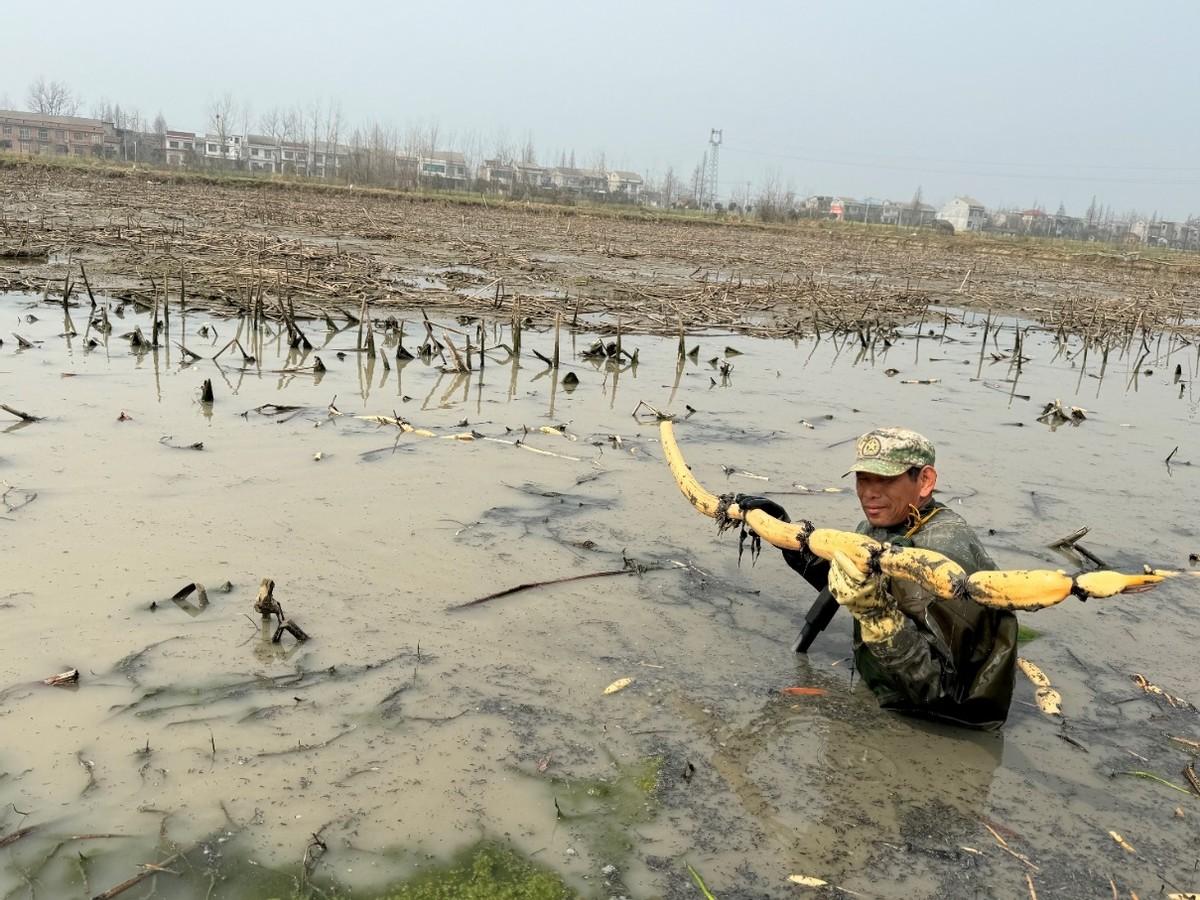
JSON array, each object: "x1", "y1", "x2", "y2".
[
  {"x1": 117, "y1": 839, "x2": 580, "y2": 900},
  {"x1": 550, "y1": 754, "x2": 664, "y2": 861},
  {"x1": 372, "y1": 841, "x2": 578, "y2": 900},
  {"x1": 1017, "y1": 624, "x2": 1042, "y2": 643}
]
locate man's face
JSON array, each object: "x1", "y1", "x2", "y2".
[{"x1": 855, "y1": 468, "x2": 933, "y2": 528}]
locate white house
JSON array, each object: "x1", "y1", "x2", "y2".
[
  {"x1": 938, "y1": 196, "x2": 987, "y2": 232},
  {"x1": 202, "y1": 132, "x2": 242, "y2": 161},
  {"x1": 551, "y1": 167, "x2": 607, "y2": 194},
  {"x1": 244, "y1": 135, "x2": 279, "y2": 173},
  {"x1": 419, "y1": 151, "x2": 468, "y2": 184},
  {"x1": 515, "y1": 163, "x2": 553, "y2": 189},
  {"x1": 162, "y1": 130, "x2": 196, "y2": 167},
  {"x1": 311, "y1": 141, "x2": 349, "y2": 179},
  {"x1": 279, "y1": 140, "x2": 309, "y2": 174},
  {"x1": 607, "y1": 170, "x2": 644, "y2": 200}
]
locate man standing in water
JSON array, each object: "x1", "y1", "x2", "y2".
[{"x1": 741, "y1": 428, "x2": 1018, "y2": 729}]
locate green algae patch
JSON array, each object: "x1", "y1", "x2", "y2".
[
  {"x1": 373, "y1": 841, "x2": 578, "y2": 900},
  {"x1": 555, "y1": 755, "x2": 663, "y2": 821},
  {"x1": 549, "y1": 754, "x2": 664, "y2": 861},
  {"x1": 1017, "y1": 624, "x2": 1041, "y2": 643},
  {"x1": 630, "y1": 754, "x2": 665, "y2": 795},
  {"x1": 189, "y1": 840, "x2": 578, "y2": 900}
]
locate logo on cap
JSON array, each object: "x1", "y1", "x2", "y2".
[{"x1": 860, "y1": 436, "x2": 882, "y2": 457}]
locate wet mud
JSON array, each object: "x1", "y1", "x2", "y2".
[{"x1": 1, "y1": 292, "x2": 1199, "y2": 899}]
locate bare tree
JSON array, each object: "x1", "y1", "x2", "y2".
[
  {"x1": 153, "y1": 111, "x2": 167, "y2": 135},
  {"x1": 27, "y1": 77, "x2": 79, "y2": 116},
  {"x1": 906, "y1": 185, "x2": 924, "y2": 227},
  {"x1": 240, "y1": 101, "x2": 254, "y2": 148},
  {"x1": 281, "y1": 106, "x2": 303, "y2": 143},
  {"x1": 259, "y1": 107, "x2": 284, "y2": 144},
  {"x1": 460, "y1": 129, "x2": 483, "y2": 183},
  {"x1": 755, "y1": 168, "x2": 790, "y2": 222},
  {"x1": 0, "y1": 90, "x2": 11, "y2": 110},
  {"x1": 306, "y1": 99, "x2": 323, "y2": 176},
  {"x1": 662, "y1": 166, "x2": 680, "y2": 208},
  {"x1": 424, "y1": 118, "x2": 440, "y2": 156},
  {"x1": 520, "y1": 131, "x2": 536, "y2": 165},
  {"x1": 401, "y1": 122, "x2": 422, "y2": 160},
  {"x1": 91, "y1": 97, "x2": 112, "y2": 122},
  {"x1": 207, "y1": 92, "x2": 237, "y2": 159},
  {"x1": 691, "y1": 153, "x2": 706, "y2": 206},
  {"x1": 366, "y1": 121, "x2": 401, "y2": 185},
  {"x1": 322, "y1": 100, "x2": 344, "y2": 179},
  {"x1": 491, "y1": 127, "x2": 514, "y2": 165}
]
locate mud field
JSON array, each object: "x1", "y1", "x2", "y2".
[
  {"x1": 1, "y1": 278, "x2": 1199, "y2": 900},
  {"x1": 3, "y1": 162, "x2": 1200, "y2": 344}
]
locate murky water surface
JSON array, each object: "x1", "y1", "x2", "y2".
[{"x1": 1, "y1": 294, "x2": 1199, "y2": 899}]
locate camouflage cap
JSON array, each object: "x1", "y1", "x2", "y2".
[{"x1": 845, "y1": 427, "x2": 935, "y2": 477}]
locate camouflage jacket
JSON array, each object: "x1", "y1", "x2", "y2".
[
  {"x1": 784, "y1": 498, "x2": 1018, "y2": 730},
  {"x1": 855, "y1": 499, "x2": 1017, "y2": 729}
]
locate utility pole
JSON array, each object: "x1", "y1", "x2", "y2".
[{"x1": 704, "y1": 128, "x2": 722, "y2": 211}]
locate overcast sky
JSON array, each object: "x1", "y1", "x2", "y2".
[{"x1": 3, "y1": 1, "x2": 1198, "y2": 218}]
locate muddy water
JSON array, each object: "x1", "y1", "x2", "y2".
[{"x1": 1, "y1": 294, "x2": 1198, "y2": 899}]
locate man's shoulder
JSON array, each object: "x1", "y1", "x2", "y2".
[
  {"x1": 923, "y1": 505, "x2": 976, "y2": 535},
  {"x1": 913, "y1": 506, "x2": 995, "y2": 571}
]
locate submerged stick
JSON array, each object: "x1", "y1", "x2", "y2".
[
  {"x1": 78, "y1": 261, "x2": 97, "y2": 307},
  {"x1": 1048, "y1": 525, "x2": 1109, "y2": 568},
  {"x1": 1, "y1": 403, "x2": 42, "y2": 422},
  {"x1": 90, "y1": 815, "x2": 241, "y2": 900},
  {"x1": 0, "y1": 826, "x2": 37, "y2": 849},
  {"x1": 552, "y1": 312, "x2": 561, "y2": 369},
  {"x1": 447, "y1": 567, "x2": 644, "y2": 610}
]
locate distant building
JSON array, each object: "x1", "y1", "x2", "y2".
[
  {"x1": 1136, "y1": 219, "x2": 1199, "y2": 249},
  {"x1": 881, "y1": 200, "x2": 937, "y2": 227},
  {"x1": 843, "y1": 197, "x2": 886, "y2": 224},
  {"x1": 278, "y1": 140, "x2": 308, "y2": 174},
  {"x1": 244, "y1": 134, "x2": 279, "y2": 173},
  {"x1": 551, "y1": 167, "x2": 607, "y2": 194},
  {"x1": 0, "y1": 110, "x2": 116, "y2": 158},
  {"x1": 802, "y1": 195, "x2": 834, "y2": 215},
  {"x1": 419, "y1": 150, "x2": 468, "y2": 184},
  {"x1": 311, "y1": 142, "x2": 348, "y2": 179},
  {"x1": 515, "y1": 163, "x2": 554, "y2": 189},
  {"x1": 829, "y1": 197, "x2": 856, "y2": 221},
  {"x1": 606, "y1": 170, "x2": 643, "y2": 200},
  {"x1": 163, "y1": 130, "x2": 197, "y2": 167},
  {"x1": 938, "y1": 196, "x2": 987, "y2": 232},
  {"x1": 478, "y1": 158, "x2": 516, "y2": 188},
  {"x1": 202, "y1": 132, "x2": 242, "y2": 162}
]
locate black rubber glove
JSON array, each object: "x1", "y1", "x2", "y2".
[
  {"x1": 733, "y1": 494, "x2": 790, "y2": 522},
  {"x1": 734, "y1": 494, "x2": 830, "y2": 591}
]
